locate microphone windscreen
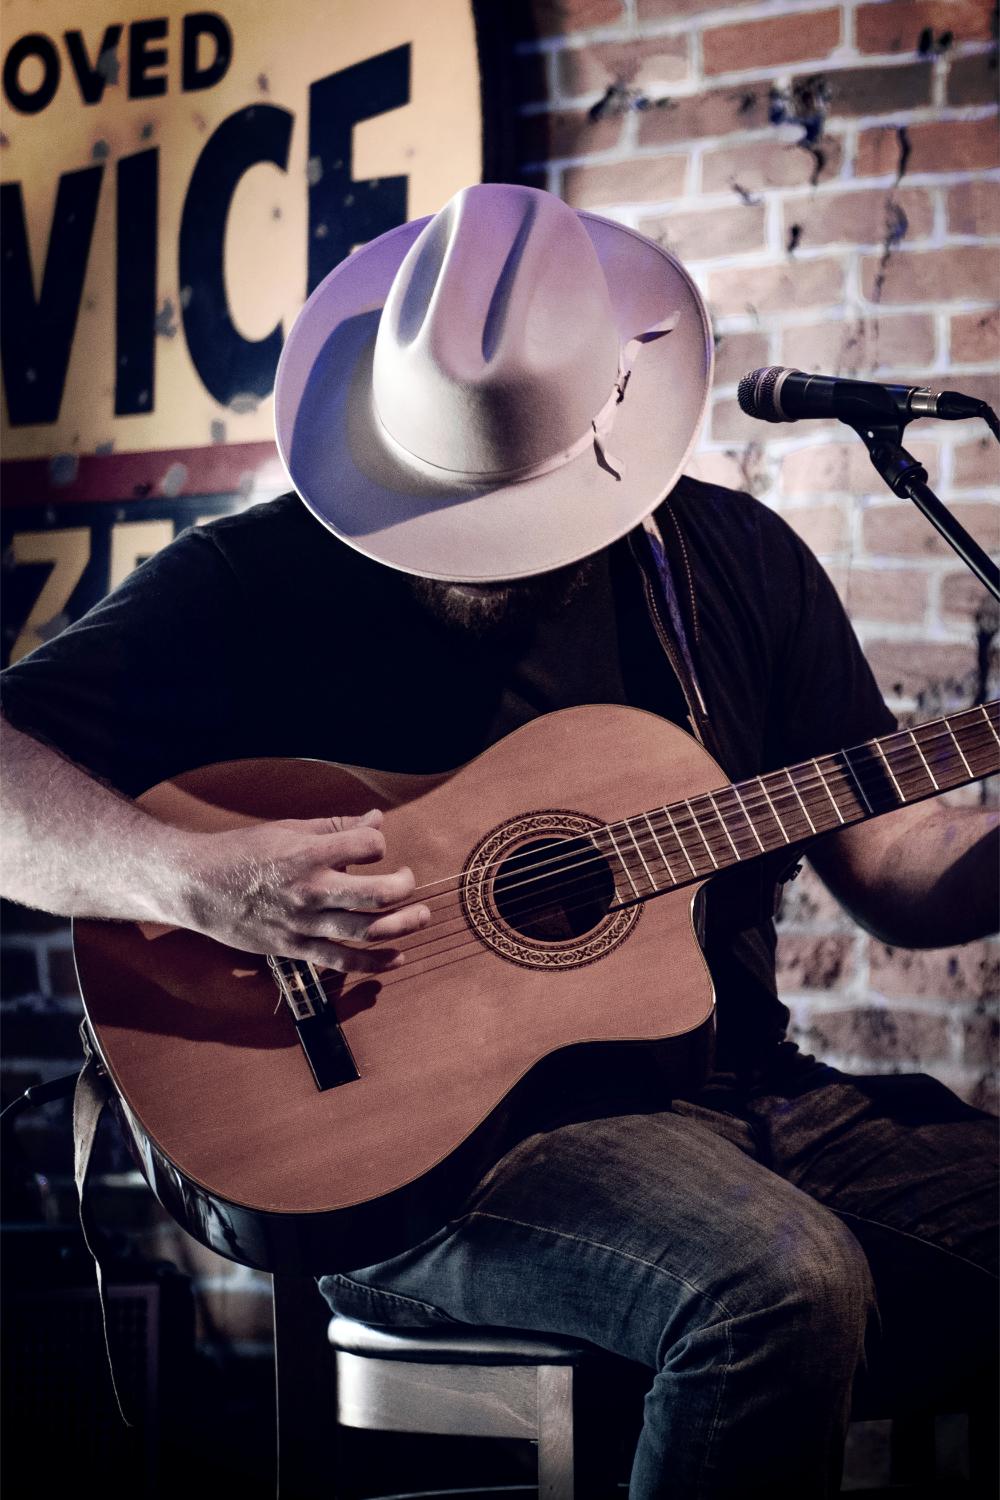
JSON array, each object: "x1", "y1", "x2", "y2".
[{"x1": 737, "y1": 366, "x2": 789, "y2": 421}]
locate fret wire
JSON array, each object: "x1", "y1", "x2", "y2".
[
  {"x1": 707, "y1": 791, "x2": 742, "y2": 861},
  {"x1": 840, "y1": 752, "x2": 874, "y2": 813},
  {"x1": 944, "y1": 720, "x2": 973, "y2": 777},
  {"x1": 664, "y1": 804, "x2": 699, "y2": 876},
  {"x1": 872, "y1": 739, "x2": 904, "y2": 802},
  {"x1": 980, "y1": 703, "x2": 1000, "y2": 749},
  {"x1": 812, "y1": 758, "x2": 845, "y2": 823},
  {"x1": 685, "y1": 798, "x2": 719, "y2": 869},
  {"x1": 625, "y1": 819, "x2": 658, "y2": 893},
  {"x1": 755, "y1": 776, "x2": 790, "y2": 842},
  {"x1": 904, "y1": 727, "x2": 939, "y2": 791},
  {"x1": 784, "y1": 767, "x2": 817, "y2": 834},
  {"x1": 731, "y1": 783, "x2": 766, "y2": 851},
  {"x1": 642, "y1": 811, "x2": 677, "y2": 881},
  {"x1": 602, "y1": 826, "x2": 642, "y2": 900}
]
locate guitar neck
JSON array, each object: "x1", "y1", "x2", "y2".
[{"x1": 591, "y1": 701, "x2": 1000, "y2": 896}]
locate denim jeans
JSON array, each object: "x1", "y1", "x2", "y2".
[{"x1": 319, "y1": 1045, "x2": 998, "y2": 1498}]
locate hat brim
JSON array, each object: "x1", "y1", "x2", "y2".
[{"x1": 274, "y1": 212, "x2": 713, "y2": 582}]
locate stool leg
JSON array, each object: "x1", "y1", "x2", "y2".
[
  {"x1": 537, "y1": 1365, "x2": 576, "y2": 1500},
  {"x1": 272, "y1": 1273, "x2": 339, "y2": 1499}
]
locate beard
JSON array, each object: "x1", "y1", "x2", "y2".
[{"x1": 408, "y1": 556, "x2": 595, "y2": 641}]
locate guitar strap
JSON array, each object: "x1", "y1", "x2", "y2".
[
  {"x1": 72, "y1": 1023, "x2": 136, "y2": 1428},
  {"x1": 634, "y1": 506, "x2": 799, "y2": 922}
]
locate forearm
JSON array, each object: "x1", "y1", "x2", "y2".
[
  {"x1": 0, "y1": 714, "x2": 195, "y2": 924},
  {"x1": 811, "y1": 799, "x2": 999, "y2": 949}
]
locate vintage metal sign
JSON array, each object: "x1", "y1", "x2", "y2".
[{"x1": 1, "y1": 0, "x2": 508, "y2": 661}]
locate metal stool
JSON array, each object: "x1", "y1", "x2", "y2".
[{"x1": 328, "y1": 1314, "x2": 626, "y2": 1499}]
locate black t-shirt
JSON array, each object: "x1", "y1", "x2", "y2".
[{"x1": 0, "y1": 476, "x2": 895, "y2": 1069}]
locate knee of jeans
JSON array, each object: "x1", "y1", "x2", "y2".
[{"x1": 765, "y1": 1213, "x2": 876, "y2": 1352}]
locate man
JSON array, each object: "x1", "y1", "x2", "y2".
[{"x1": 2, "y1": 184, "x2": 996, "y2": 1497}]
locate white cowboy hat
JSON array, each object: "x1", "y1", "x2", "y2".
[{"x1": 274, "y1": 183, "x2": 713, "y2": 582}]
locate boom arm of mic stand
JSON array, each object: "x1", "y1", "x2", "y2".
[{"x1": 853, "y1": 420, "x2": 1000, "y2": 603}]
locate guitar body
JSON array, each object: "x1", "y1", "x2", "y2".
[{"x1": 75, "y1": 705, "x2": 724, "y2": 1273}]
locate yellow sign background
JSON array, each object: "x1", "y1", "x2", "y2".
[{"x1": 1, "y1": 0, "x2": 482, "y2": 460}]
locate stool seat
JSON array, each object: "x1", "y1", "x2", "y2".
[
  {"x1": 327, "y1": 1312, "x2": 621, "y2": 1497},
  {"x1": 328, "y1": 1314, "x2": 596, "y2": 1365}
]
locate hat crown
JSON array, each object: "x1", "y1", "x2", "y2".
[{"x1": 372, "y1": 184, "x2": 620, "y2": 477}]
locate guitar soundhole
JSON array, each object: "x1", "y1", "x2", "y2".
[{"x1": 493, "y1": 837, "x2": 615, "y2": 942}]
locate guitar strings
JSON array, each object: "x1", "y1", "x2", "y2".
[
  {"x1": 339, "y1": 722, "x2": 999, "y2": 971},
  {"x1": 379, "y1": 724, "x2": 999, "y2": 961},
  {"x1": 404, "y1": 714, "x2": 998, "y2": 908},
  {"x1": 396, "y1": 719, "x2": 999, "y2": 926},
  {"x1": 309, "y1": 730, "x2": 997, "y2": 997}
]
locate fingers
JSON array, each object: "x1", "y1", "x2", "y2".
[
  {"x1": 289, "y1": 938, "x2": 405, "y2": 974},
  {"x1": 295, "y1": 900, "x2": 430, "y2": 943}
]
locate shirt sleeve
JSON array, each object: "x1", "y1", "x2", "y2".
[
  {"x1": 0, "y1": 525, "x2": 255, "y2": 797},
  {"x1": 761, "y1": 506, "x2": 897, "y2": 769}
]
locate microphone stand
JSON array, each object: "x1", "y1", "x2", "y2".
[{"x1": 849, "y1": 407, "x2": 1000, "y2": 603}]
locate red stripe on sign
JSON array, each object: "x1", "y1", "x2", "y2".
[{"x1": 1, "y1": 442, "x2": 286, "y2": 506}]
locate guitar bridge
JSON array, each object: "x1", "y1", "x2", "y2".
[{"x1": 267, "y1": 956, "x2": 360, "y2": 1091}]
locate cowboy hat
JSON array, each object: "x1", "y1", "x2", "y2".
[{"x1": 274, "y1": 182, "x2": 713, "y2": 582}]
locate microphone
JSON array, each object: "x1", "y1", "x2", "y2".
[{"x1": 737, "y1": 366, "x2": 985, "y2": 426}]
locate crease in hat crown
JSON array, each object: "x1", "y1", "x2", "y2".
[{"x1": 371, "y1": 183, "x2": 621, "y2": 480}]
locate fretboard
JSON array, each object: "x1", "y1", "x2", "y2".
[{"x1": 590, "y1": 701, "x2": 1000, "y2": 898}]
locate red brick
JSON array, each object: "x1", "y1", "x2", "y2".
[
  {"x1": 947, "y1": 49, "x2": 1000, "y2": 104},
  {"x1": 798, "y1": 60, "x2": 933, "y2": 116},
  {"x1": 857, "y1": 118, "x2": 1000, "y2": 178},
  {"x1": 516, "y1": 107, "x2": 623, "y2": 164},
  {"x1": 562, "y1": 153, "x2": 688, "y2": 207},
  {"x1": 638, "y1": 201, "x2": 766, "y2": 261},
  {"x1": 870, "y1": 940, "x2": 999, "y2": 1003},
  {"x1": 782, "y1": 501, "x2": 849, "y2": 555},
  {"x1": 782, "y1": 186, "x2": 934, "y2": 251},
  {"x1": 952, "y1": 307, "x2": 1000, "y2": 364},
  {"x1": 856, "y1": 0, "x2": 995, "y2": 54},
  {"x1": 710, "y1": 395, "x2": 773, "y2": 443},
  {"x1": 863, "y1": 501, "x2": 998, "y2": 556},
  {"x1": 782, "y1": 438, "x2": 941, "y2": 493},
  {"x1": 954, "y1": 436, "x2": 1000, "y2": 488},
  {"x1": 638, "y1": 0, "x2": 759, "y2": 16},
  {"x1": 843, "y1": 567, "x2": 930, "y2": 623},
  {"x1": 781, "y1": 312, "x2": 936, "y2": 377},
  {"x1": 861, "y1": 244, "x2": 1000, "y2": 306},
  {"x1": 967, "y1": 1071, "x2": 1000, "y2": 1113},
  {"x1": 712, "y1": 328, "x2": 770, "y2": 388},
  {"x1": 798, "y1": 1004, "x2": 951, "y2": 1061},
  {"x1": 776, "y1": 933, "x2": 854, "y2": 989},
  {"x1": 941, "y1": 567, "x2": 1000, "y2": 623},
  {"x1": 525, "y1": 0, "x2": 625, "y2": 38},
  {"x1": 948, "y1": 179, "x2": 1000, "y2": 238},
  {"x1": 963, "y1": 1008, "x2": 1000, "y2": 1067},
  {"x1": 775, "y1": 861, "x2": 850, "y2": 926},
  {"x1": 637, "y1": 85, "x2": 768, "y2": 149},
  {"x1": 702, "y1": 134, "x2": 844, "y2": 193},
  {"x1": 558, "y1": 35, "x2": 689, "y2": 96},
  {"x1": 708, "y1": 255, "x2": 845, "y2": 317},
  {"x1": 702, "y1": 9, "x2": 841, "y2": 75},
  {"x1": 865, "y1": 638, "x2": 978, "y2": 699}
]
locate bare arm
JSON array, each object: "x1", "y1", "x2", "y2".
[
  {"x1": 0, "y1": 714, "x2": 429, "y2": 972},
  {"x1": 808, "y1": 796, "x2": 998, "y2": 949}
]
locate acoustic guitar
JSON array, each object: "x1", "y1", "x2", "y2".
[{"x1": 74, "y1": 701, "x2": 999, "y2": 1274}]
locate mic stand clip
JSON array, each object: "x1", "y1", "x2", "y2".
[{"x1": 850, "y1": 416, "x2": 1000, "y2": 603}]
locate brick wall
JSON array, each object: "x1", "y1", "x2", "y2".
[
  {"x1": 513, "y1": 0, "x2": 999, "y2": 1111},
  {"x1": 1, "y1": 0, "x2": 997, "y2": 1425}
]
